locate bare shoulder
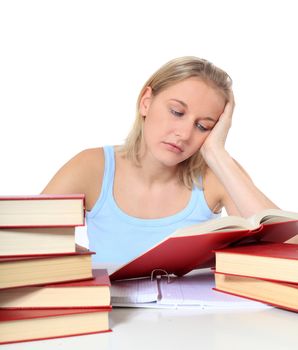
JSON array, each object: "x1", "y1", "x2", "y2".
[
  {"x1": 74, "y1": 147, "x2": 104, "y2": 172},
  {"x1": 42, "y1": 147, "x2": 104, "y2": 210}
]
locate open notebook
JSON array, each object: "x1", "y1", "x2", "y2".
[{"x1": 110, "y1": 269, "x2": 270, "y2": 309}]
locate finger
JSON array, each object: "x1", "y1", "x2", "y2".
[
  {"x1": 228, "y1": 90, "x2": 235, "y2": 104},
  {"x1": 222, "y1": 100, "x2": 234, "y2": 120}
]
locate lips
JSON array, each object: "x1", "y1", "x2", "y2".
[{"x1": 163, "y1": 142, "x2": 184, "y2": 153}]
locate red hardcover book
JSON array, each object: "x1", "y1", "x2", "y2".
[
  {"x1": 0, "y1": 307, "x2": 112, "y2": 345},
  {"x1": 110, "y1": 217, "x2": 298, "y2": 281},
  {"x1": 214, "y1": 272, "x2": 298, "y2": 312},
  {"x1": 0, "y1": 246, "x2": 95, "y2": 289},
  {"x1": 0, "y1": 194, "x2": 85, "y2": 227},
  {"x1": 0, "y1": 269, "x2": 111, "y2": 309},
  {"x1": 214, "y1": 242, "x2": 298, "y2": 283}
]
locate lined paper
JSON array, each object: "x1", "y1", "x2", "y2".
[{"x1": 111, "y1": 278, "x2": 158, "y2": 304}]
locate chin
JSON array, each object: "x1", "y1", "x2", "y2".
[
  {"x1": 156, "y1": 153, "x2": 188, "y2": 168},
  {"x1": 146, "y1": 143, "x2": 190, "y2": 166}
]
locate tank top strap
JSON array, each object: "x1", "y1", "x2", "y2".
[
  {"x1": 102, "y1": 145, "x2": 115, "y2": 196},
  {"x1": 87, "y1": 145, "x2": 115, "y2": 217}
]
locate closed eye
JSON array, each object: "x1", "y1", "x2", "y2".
[
  {"x1": 170, "y1": 109, "x2": 184, "y2": 117},
  {"x1": 196, "y1": 122, "x2": 209, "y2": 132}
]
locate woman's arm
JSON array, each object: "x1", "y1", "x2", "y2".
[
  {"x1": 41, "y1": 148, "x2": 104, "y2": 212},
  {"x1": 201, "y1": 94, "x2": 278, "y2": 218},
  {"x1": 41, "y1": 148, "x2": 104, "y2": 249}
]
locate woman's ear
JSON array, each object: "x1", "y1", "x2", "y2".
[{"x1": 139, "y1": 86, "x2": 153, "y2": 117}]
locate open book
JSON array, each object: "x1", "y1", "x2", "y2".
[
  {"x1": 171, "y1": 208, "x2": 298, "y2": 235},
  {"x1": 110, "y1": 209, "x2": 298, "y2": 281}
]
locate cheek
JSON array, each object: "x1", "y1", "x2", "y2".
[
  {"x1": 144, "y1": 108, "x2": 168, "y2": 135},
  {"x1": 144, "y1": 113, "x2": 159, "y2": 132},
  {"x1": 143, "y1": 117, "x2": 161, "y2": 143},
  {"x1": 201, "y1": 132, "x2": 211, "y2": 144},
  {"x1": 190, "y1": 132, "x2": 210, "y2": 151}
]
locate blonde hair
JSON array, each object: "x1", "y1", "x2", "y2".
[{"x1": 121, "y1": 56, "x2": 232, "y2": 189}]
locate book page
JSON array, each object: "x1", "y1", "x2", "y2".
[
  {"x1": 172, "y1": 215, "x2": 254, "y2": 237},
  {"x1": 157, "y1": 271, "x2": 265, "y2": 308},
  {"x1": 111, "y1": 278, "x2": 159, "y2": 304},
  {"x1": 250, "y1": 208, "x2": 298, "y2": 225}
]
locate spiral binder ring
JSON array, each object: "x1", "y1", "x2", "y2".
[{"x1": 150, "y1": 269, "x2": 171, "y2": 283}]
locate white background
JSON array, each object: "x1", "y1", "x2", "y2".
[{"x1": 1, "y1": 0, "x2": 297, "y2": 215}]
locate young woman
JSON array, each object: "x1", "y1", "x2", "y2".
[{"x1": 42, "y1": 56, "x2": 278, "y2": 263}]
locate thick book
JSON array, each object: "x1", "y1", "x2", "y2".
[
  {"x1": 110, "y1": 209, "x2": 298, "y2": 281},
  {"x1": 214, "y1": 272, "x2": 298, "y2": 312},
  {"x1": 0, "y1": 307, "x2": 112, "y2": 345},
  {"x1": 214, "y1": 242, "x2": 298, "y2": 283},
  {"x1": 111, "y1": 269, "x2": 267, "y2": 309},
  {"x1": 0, "y1": 194, "x2": 85, "y2": 227},
  {"x1": 0, "y1": 227, "x2": 76, "y2": 256},
  {"x1": 0, "y1": 269, "x2": 111, "y2": 309},
  {"x1": 0, "y1": 246, "x2": 94, "y2": 289}
]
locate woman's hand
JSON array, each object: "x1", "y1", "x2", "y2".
[
  {"x1": 198, "y1": 91, "x2": 279, "y2": 217},
  {"x1": 200, "y1": 91, "x2": 235, "y2": 160}
]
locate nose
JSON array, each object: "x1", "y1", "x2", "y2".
[{"x1": 174, "y1": 120, "x2": 193, "y2": 140}]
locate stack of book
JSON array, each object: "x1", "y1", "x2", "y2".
[
  {"x1": 0, "y1": 194, "x2": 111, "y2": 345},
  {"x1": 213, "y1": 241, "x2": 298, "y2": 312}
]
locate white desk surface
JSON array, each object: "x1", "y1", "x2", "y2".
[{"x1": 1, "y1": 306, "x2": 297, "y2": 350}]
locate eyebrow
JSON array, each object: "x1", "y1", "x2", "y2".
[{"x1": 169, "y1": 99, "x2": 217, "y2": 122}]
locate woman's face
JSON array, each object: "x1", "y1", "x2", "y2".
[{"x1": 140, "y1": 77, "x2": 226, "y2": 167}]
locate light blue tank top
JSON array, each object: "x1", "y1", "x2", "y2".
[{"x1": 86, "y1": 146, "x2": 220, "y2": 264}]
